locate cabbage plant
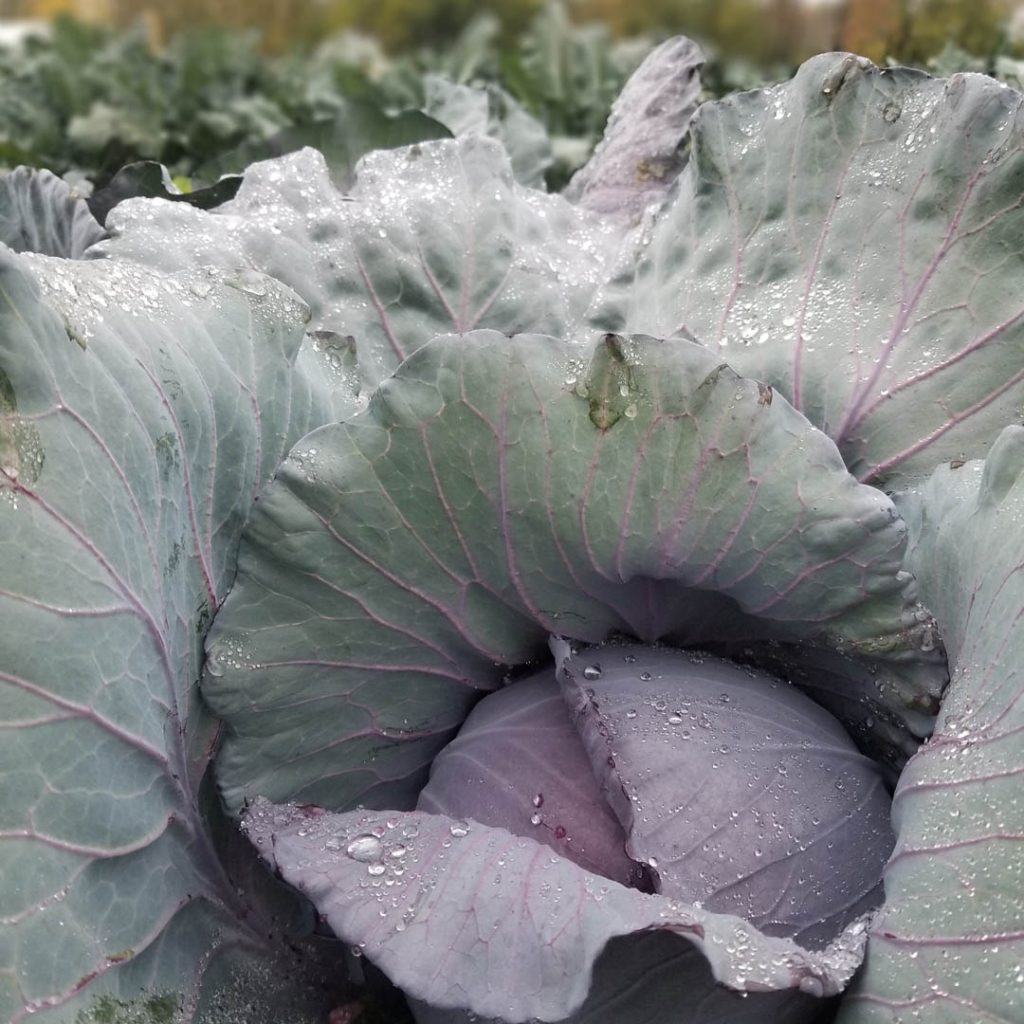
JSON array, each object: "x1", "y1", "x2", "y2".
[{"x1": 1, "y1": 39, "x2": 1023, "y2": 1024}]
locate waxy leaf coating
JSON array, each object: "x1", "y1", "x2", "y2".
[
  {"x1": 8, "y1": 36, "x2": 1014, "y2": 1023},
  {"x1": 423, "y1": 75, "x2": 553, "y2": 189}
]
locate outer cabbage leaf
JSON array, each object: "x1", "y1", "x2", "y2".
[
  {"x1": 92, "y1": 137, "x2": 623, "y2": 395},
  {"x1": 601, "y1": 53, "x2": 1024, "y2": 483},
  {"x1": 836, "y1": 428, "x2": 1024, "y2": 1023},
  {"x1": 0, "y1": 247, "x2": 334, "y2": 1021},
  {"x1": 242, "y1": 798, "x2": 868, "y2": 1023},
  {"x1": 0, "y1": 167, "x2": 105, "y2": 257},
  {"x1": 203, "y1": 329, "x2": 938, "y2": 817},
  {"x1": 564, "y1": 36, "x2": 703, "y2": 221}
]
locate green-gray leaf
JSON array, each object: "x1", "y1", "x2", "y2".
[
  {"x1": 0, "y1": 247, "x2": 332, "y2": 1021},
  {"x1": 92, "y1": 137, "x2": 624, "y2": 395},
  {"x1": 0, "y1": 167, "x2": 105, "y2": 257},
  {"x1": 600, "y1": 54, "x2": 1024, "y2": 484},
  {"x1": 838, "y1": 429, "x2": 1024, "y2": 1023},
  {"x1": 203, "y1": 330, "x2": 938, "y2": 816}
]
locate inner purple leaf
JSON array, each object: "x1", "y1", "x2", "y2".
[
  {"x1": 417, "y1": 669, "x2": 654, "y2": 891},
  {"x1": 421, "y1": 640, "x2": 894, "y2": 952},
  {"x1": 555, "y1": 642, "x2": 895, "y2": 949}
]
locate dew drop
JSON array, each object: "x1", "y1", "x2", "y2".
[
  {"x1": 449, "y1": 821, "x2": 471, "y2": 838},
  {"x1": 582, "y1": 665, "x2": 603, "y2": 680},
  {"x1": 227, "y1": 269, "x2": 267, "y2": 297},
  {"x1": 346, "y1": 834, "x2": 384, "y2": 862}
]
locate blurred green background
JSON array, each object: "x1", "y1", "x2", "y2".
[
  {"x1": 2, "y1": 0, "x2": 1022, "y2": 197},
  {"x1": 2, "y1": 0, "x2": 1020, "y2": 65}
]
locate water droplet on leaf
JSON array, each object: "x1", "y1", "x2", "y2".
[{"x1": 346, "y1": 834, "x2": 384, "y2": 862}]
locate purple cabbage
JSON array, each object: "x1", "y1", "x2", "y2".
[{"x1": 421, "y1": 644, "x2": 894, "y2": 951}]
